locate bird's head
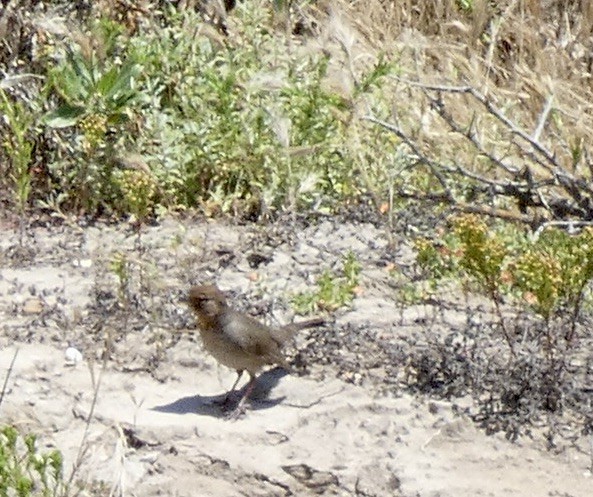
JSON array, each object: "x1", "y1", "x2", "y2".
[{"x1": 188, "y1": 285, "x2": 228, "y2": 321}]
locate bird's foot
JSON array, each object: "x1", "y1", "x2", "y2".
[
  {"x1": 224, "y1": 402, "x2": 247, "y2": 420},
  {"x1": 220, "y1": 392, "x2": 250, "y2": 419}
]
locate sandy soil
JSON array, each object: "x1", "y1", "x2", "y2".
[{"x1": 0, "y1": 216, "x2": 591, "y2": 496}]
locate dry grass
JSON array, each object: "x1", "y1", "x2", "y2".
[{"x1": 316, "y1": 0, "x2": 593, "y2": 222}]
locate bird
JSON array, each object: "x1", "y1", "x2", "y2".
[{"x1": 187, "y1": 284, "x2": 324, "y2": 417}]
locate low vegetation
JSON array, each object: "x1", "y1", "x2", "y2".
[
  {"x1": 0, "y1": 426, "x2": 65, "y2": 497},
  {"x1": 410, "y1": 214, "x2": 593, "y2": 442},
  {"x1": 292, "y1": 250, "x2": 362, "y2": 313}
]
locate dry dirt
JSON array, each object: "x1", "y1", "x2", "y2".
[{"x1": 0, "y1": 215, "x2": 592, "y2": 496}]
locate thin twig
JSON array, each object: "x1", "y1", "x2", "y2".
[
  {"x1": 0, "y1": 348, "x2": 19, "y2": 412},
  {"x1": 425, "y1": 91, "x2": 519, "y2": 175},
  {"x1": 369, "y1": 78, "x2": 593, "y2": 221},
  {"x1": 452, "y1": 202, "x2": 534, "y2": 225},
  {"x1": 533, "y1": 94, "x2": 555, "y2": 142},
  {"x1": 363, "y1": 115, "x2": 453, "y2": 200},
  {"x1": 532, "y1": 220, "x2": 593, "y2": 240},
  {"x1": 66, "y1": 325, "x2": 111, "y2": 495},
  {"x1": 393, "y1": 78, "x2": 562, "y2": 172}
]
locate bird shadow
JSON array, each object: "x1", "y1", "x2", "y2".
[{"x1": 151, "y1": 367, "x2": 290, "y2": 418}]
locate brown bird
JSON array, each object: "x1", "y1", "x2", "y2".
[{"x1": 188, "y1": 284, "x2": 324, "y2": 417}]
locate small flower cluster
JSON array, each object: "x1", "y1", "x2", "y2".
[
  {"x1": 79, "y1": 113, "x2": 107, "y2": 150},
  {"x1": 414, "y1": 214, "x2": 593, "y2": 322},
  {"x1": 118, "y1": 169, "x2": 157, "y2": 220},
  {"x1": 512, "y1": 250, "x2": 562, "y2": 319},
  {"x1": 452, "y1": 214, "x2": 507, "y2": 293}
]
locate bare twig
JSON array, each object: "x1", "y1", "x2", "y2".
[
  {"x1": 452, "y1": 203, "x2": 534, "y2": 225},
  {"x1": 532, "y1": 220, "x2": 593, "y2": 240},
  {"x1": 393, "y1": 78, "x2": 562, "y2": 171},
  {"x1": 533, "y1": 94, "x2": 555, "y2": 142},
  {"x1": 0, "y1": 348, "x2": 19, "y2": 412},
  {"x1": 369, "y1": 78, "x2": 593, "y2": 223},
  {"x1": 363, "y1": 115, "x2": 453, "y2": 201},
  {"x1": 66, "y1": 325, "x2": 111, "y2": 496},
  {"x1": 425, "y1": 91, "x2": 519, "y2": 175}
]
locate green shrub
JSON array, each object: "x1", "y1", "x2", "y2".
[
  {"x1": 126, "y1": 5, "x2": 358, "y2": 214},
  {"x1": 2, "y1": 2, "x2": 400, "y2": 219},
  {"x1": 41, "y1": 19, "x2": 141, "y2": 214},
  {"x1": 416, "y1": 214, "x2": 593, "y2": 333},
  {"x1": 0, "y1": 426, "x2": 65, "y2": 497}
]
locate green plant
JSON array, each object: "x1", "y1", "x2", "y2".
[
  {"x1": 0, "y1": 425, "x2": 65, "y2": 497},
  {"x1": 110, "y1": 251, "x2": 130, "y2": 308},
  {"x1": 448, "y1": 214, "x2": 518, "y2": 351},
  {"x1": 0, "y1": 90, "x2": 34, "y2": 243},
  {"x1": 353, "y1": 55, "x2": 394, "y2": 97},
  {"x1": 126, "y1": 3, "x2": 383, "y2": 215},
  {"x1": 292, "y1": 250, "x2": 361, "y2": 313},
  {"x1": 414, "y1": 236, "x2": 457, "y2": 286},
  {"x1": 116, "y1": 169, "x2": 157, "y2": 223},
  {"x1": 512, "y1": 249, "x2": 562, "y2": 322},
  {"x1": 42, "y1": 32, "x2": 141, "y2": 213},
  {"x1": 0, "y1": 1, "x2": 401, "y2": 219},
  {"x1": 452, "y1": 214, "x2": 508, "y2": 296},
  {"x1": 416, "y1": 216, "x2": 593, "y2": 346},
  {"x1": 397, "y1": 281, "x2": 424, "y2": 305},
  {"x1": 44, "y1": 44, "x2": 139, "y2": 131},
  {"x1": 524, "y1": 227, "x2": 593, "y2": 340}
]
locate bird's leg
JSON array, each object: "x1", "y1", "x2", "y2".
[
  {"x1": 228, "y1": 369, "x2": 244, "y2": 396},
  {"x1": 227, "y1": 372, "x2": 258, "y2": 419},
  {"x1": 215, "y1": 370, "x2": 244, "y2": 408}
]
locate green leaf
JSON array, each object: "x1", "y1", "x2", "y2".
[
  {"x1": 106, "y1": 111, "x2": 130, "y2": 126},
  {"x1": 42, "y1": 105, "x2": 86, "y2": 128},
  {"x1": 66, "y1": 46, "x2": 94, "y2": 88},
  {"x1": 96, "y1": 66, "x2": 120, "y2": 96},
  {"x1": 49, "y1": 65, "x2": 89, "y2": 104},
  {"x1": 103, "y1": 61, "x2": 139, "y2": 102}
]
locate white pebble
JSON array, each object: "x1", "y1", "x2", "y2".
[{"x1": 65, "y1": 347, "x2": 83, "y2": 365}]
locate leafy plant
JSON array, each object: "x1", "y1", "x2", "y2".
[
  {"x1": 0, "y1": 1, "x2": 401, "y2": 219},
  {"x1": 451, "y1": 214, "x2": 508, "y2": 297},
  {"x1": 520, "y1": 227, "x2": 593, "y2": 340},
  {"x1": 125, "y1": 3, "x2": 376, "y2": 215},
  {"x1": 44, "y1": 45, "x2": 139, "y2": 131},
  {"x1": 292, "y1": 250, "x2": 361, "y2": 313},
  {"x1": 0, "y1": 90, "x2": 35, "y2": 244},
  {"x1": 0, "y1": 425, "x2": 65, "y2": 497},
  {"x1": 42, "y1": 33, "x2": 141, "y2": 213},
  {"x1": 415, "y1": 215, "x2": 593, "y2": 350},
  {"x1": 110, "y1": 251, "x2": 130, "y2": 309},
  {"x1": 512, "y1": 249, "x2": 562, "y2": 322},
  {"x1": 407, "y1": 217, "x2": 593, "y2": 442},
  {"x1": 116, "y1": 169, "x2": 157, "y2": 223},
  {"x1": 414, "y1": 236, "x2": 457, "y2": 285}
]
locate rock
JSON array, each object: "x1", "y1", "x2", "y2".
[{"x1": 22, "y1": 297, "x2": 43, "y2": 314}]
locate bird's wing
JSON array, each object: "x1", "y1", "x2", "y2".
[{"x1": 220, "y1": 310, "x2": 284, "y2": 359}]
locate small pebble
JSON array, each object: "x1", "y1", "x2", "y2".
[{"x1": 65, "y1": 347, "x2": 83, "y2": 365}]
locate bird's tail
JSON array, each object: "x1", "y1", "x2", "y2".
[
  {"x1": 273, "y1": 317, "x2": 325, "y2": 343},
  {"x1": 291, "y1": 317, "x2": 325, "y2": 331}
]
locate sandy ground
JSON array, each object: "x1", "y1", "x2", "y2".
[{"x1": 1, "y1": 216, "x2": 592, "y2": 496}]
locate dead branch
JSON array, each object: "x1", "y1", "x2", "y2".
[{"x1": 366, "y1": 79, "x2": 593, "y2": 226}]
